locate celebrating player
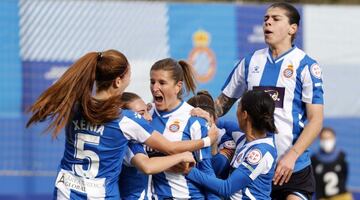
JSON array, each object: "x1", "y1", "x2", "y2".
[
  {"x1": 26, "y1": 50, "x2": 215, "y2": 199},
  {"x1": 186, "y1": 90, "x2": 278, "y2": 199},
  {"x1": 149, "y1": 58, "x2": 220, "y2": 199},
  {"x1": 215, "y1": 2, "x2": 324, "y2": 199}
]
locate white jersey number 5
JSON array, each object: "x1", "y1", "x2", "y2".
[{"x1": 74, "y1": 133, "x2": 100, "y2": 178}]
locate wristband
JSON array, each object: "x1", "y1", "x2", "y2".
[{"x1": 202, "y1": 137, "x2": 211, "y2": 147}]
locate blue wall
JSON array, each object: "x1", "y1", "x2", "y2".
[
  {"x1": 0, "y1": 1, "x2": 359, "y2": 199},
  {"x1": 0, "y1": 0, "x2": 22, "y2": 117}
]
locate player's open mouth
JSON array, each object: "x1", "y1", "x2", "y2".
[
  {"x1": 154, "y1": 95, "x2": 164, "y2": 103},
  {"x1": 264, "y1": 30, "x2": 273, "y2": 35}
]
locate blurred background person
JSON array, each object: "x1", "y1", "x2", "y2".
[{"x1": 311, "y1": 127, "x2": 353, "y2": 200}]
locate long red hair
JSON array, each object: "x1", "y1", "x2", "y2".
[{"x1": 26, "y1": 49, "x2": 129, "y2": 138}]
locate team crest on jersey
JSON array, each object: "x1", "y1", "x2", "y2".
[
  {"x1": 169, "y1": 120, "x2": 180, "y2": 132},
  {"x1": 246, "y1": 149, "x2": 262, "y2": 165},
  {"x1": 283, "y1": 65, "x2": 294, "y2": 78},
  {"x1": 310, "y1": 63, "x2": 322, "y2": 79}
]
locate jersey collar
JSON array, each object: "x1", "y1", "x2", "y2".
[{"x1": 267, "y1": 45, "x2": 297, "y2": 63}]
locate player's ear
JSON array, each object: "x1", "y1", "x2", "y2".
[{"x1": 289, "y1": 24, "x2": 297, "y2": 36}]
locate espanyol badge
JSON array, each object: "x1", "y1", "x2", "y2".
[
  {"x1": 283, "y1": 65, "x2": 294, "y2": 78},
  {"x1": 169, "y1": 121, "x2": 180, "y2": 133},
  {"x1": 188, "y1": 29, "x2": 217, "y2": 83}
]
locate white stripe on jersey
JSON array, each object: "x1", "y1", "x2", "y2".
[
  {"x1": 164, "y1": 172, "x2": 190, "y2": 199},
  {"x1": 147, "y1": 175, "x2": 153, "y2": 200},
  {"x1": 161, "y1": 112, "x2": 190, "y2": 142},
  {"x1": 119, "y1": 116, "x2": 151, "y2": 142},
  {"x1": 231, "y1": 137, "x2": 274, "y2": 168},
  {"x1": 247, "y1": 152, "x2": 274, "y2": 180},
  {"x1": 232, "y1": 131, "x2": 245, "y2": 144},
  {"x1": 56, "y1": 186, "x2": 70, "y2": 200},
  {"x1": 230, "y1": 191, "x2": 243, "y2": 200},
  {"x1": 123, "y1": 146, "x2": 135, "y2": 167},
  {"x1": 190, "y1": 120, "x2": 203, "y2": 160},
  {"x1": 301, "y1": 65, "x2": 314, "y2": 104},
  {"x1": 245, "y1": 188, "x2": 256, "y2": 200}
]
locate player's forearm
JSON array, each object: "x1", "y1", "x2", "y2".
[
  {"x1": 133, "y1": 153, "x2": 185, "y2": 175},
  {"x1": 214, "y1": 93, "x2": 237, "y2": 117},
  {"x1": 146, "y1": 132, "x2": 204, "y2": 155},
  {"x1": 171, "y1": 139, "x2": 205, "y2": 154},
  {"x1": 292, "y1": 105, "x2": 323, "y2": 156}
]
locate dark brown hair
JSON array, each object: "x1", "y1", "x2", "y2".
[
  {"x1": 26, "y1": 49, "x2": 129, "y2": 138},
  {"x1": 320, "y1": 127, "x2": 336, "y2": 137},
  {"x1": 151, "y1": 58, "x2": 196, "y2": 99},
  {"x1": 187, "y1": 90, "x2": 216, "y2": 120},
  {"x1": 120, "y1": 92, "x2": 141, "y2": 109},
  {"x1": 239, "y1": 90, "x2": 277, "y2": 133}
]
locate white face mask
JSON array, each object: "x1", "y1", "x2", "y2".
[{"x1": 320, "y1": 139, "x2": 336, "y2": 153}]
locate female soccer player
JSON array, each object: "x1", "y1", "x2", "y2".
[
  {"x1": 186, "y1": 90, "x2": 278, "y2": 199},
  {"x1": 26, "y1": 50, "x2": 216, "y2": 200},
  {"x1": 215, "y1": 2, "x2": 324, "y2": 199},
  {"x1": 149, "y1": 58, "x2": 219, "y2": 199},
  {"x1": 187, "y1": 90, "x2": 242, "y2": 179},
  {"x1": 118, "y1": 92, "x2": 203, "y2": 200}
]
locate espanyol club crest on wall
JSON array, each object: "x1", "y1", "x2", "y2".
[
  {"x1": 169, "y1": 121, "x2": 180, "y2": 132},
  {"x1": 188, "y1": 29, "x2": 217, "y2": 83}
]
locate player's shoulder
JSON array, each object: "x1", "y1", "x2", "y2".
[
  {"x1": 293, "y1": 47, "x2": 319, "y2": 66},
  {"x1": 250, "y1": 136, "x2": 276, "y2": 155},
  {"x1": 246, "y1": 47, "x2": 268, "y2": 60},
  {"x1": 121, "y1": 109, "x2": 143, "y2": 120}
]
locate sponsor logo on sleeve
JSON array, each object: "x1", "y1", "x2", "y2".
[
  {"x1": 310, "y1": 63, "x2": 322, "y2": 79},
  {"x1": 246, "y1": 148, "x2": 262, "y2": 165}
]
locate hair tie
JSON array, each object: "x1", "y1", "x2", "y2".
[{"x1": 97, "y1": 52, "x2": 103, "y2": 61}]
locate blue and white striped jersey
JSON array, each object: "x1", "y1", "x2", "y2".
[
  {"x1": 222, "y1": 46, "x2": 324, "y2": 172},
  {"x1": 119, "y1": 142, "x2": 152, "y2": 200},
  {"x1": 54, "y1": 109, "x2": 153, "y2": 200},
  {"x1": 212, "y1": 120, "x2": 243, "y2": 179},
  {"x1": 187, "y1": 134, "x2": 277, "y2": 200},
  {"x1": 149, "y1": 101, "x2": 218, "y2": 199},
  {"x1": 229, "y1": 134, "x2": 277, "y2": 199},
  {"x1": 216, "y1": 119, "x2": 244, "y2": 150}
]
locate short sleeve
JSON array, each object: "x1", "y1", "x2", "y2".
[
  {"x1": 189, "y1": 117, "x2": 212, "y2": 161},
  {"x1": 221, "y1": 59, "x2": 247, "y2": 99},
  {"x1": 119, "y1": 110, "x2": 154, "y2": 143},
  {"x1": 239, "y1": 146, "x2": 275, "y2": 180},
  {"x1": 301, "y1": 62, "x2": 324, "y2": 104},
  {"x1": 123, "y1": 142, "x2": 147, "y2": 166}
]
